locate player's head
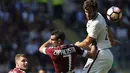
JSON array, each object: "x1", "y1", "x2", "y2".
[
  {"x1": 15, "y1": 54, "x2": 28, "y2": 70},
  {"x1": 83, "y1": 0, "x2": 98, "y2": 20},
  {"x1": 50, "y1": 30, "x2": 65, "y2": 47}
]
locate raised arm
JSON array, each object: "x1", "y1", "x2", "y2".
[{"x1": 39, "y1": 40, "x2": 51, "y2": 53}]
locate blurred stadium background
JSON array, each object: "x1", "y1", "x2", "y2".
[{"x1": 0, "y1": 0, "x2": 130, "y2": 73}]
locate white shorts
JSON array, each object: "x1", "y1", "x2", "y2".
[{"x1": 82, "y1": 49, "x2": 113, "y2": 73}]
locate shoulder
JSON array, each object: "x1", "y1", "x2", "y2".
[
  {"x1": 8, "y1": 68, "x2": 24, "y2": 73},
  {"x1": 61, "y1": 44, "x2": 73, "y2": 48},
  {"x1": 64, "y1": 44, "x2": 79, "y2": 49},
  {"x1": 91, "y1": 13, "x2": 106, "y2": 29},
  {"x1": 45, "y1": 46, "x2": 54, "y2": 51},
  {"x1": 97, "y1": 13, "x2": 107, "y2": 26},
  {"x1": 66, "y1": 44, "x2": 82, "y2": 50},
  {"x1": 45, "y1": 47, "x2": 54, "y2": 53},
  {"x1": 92, "y1": 20, "x2": 99, "y2": 26},
  {"x1": 8, "y1": 69, "x2": 13, "y2": 73},
  {"x1": 88, "y1": 20, "x2": 100, "y2": 29},
  {"x1": 61, "y1": 44, "x2": 80, "y2": 50},
  {"x1": 47, "y1": 47, "x2": 54, "y2": 49},
  {"x1": 88, "y1": 17, "x2": 100, "y2": 27}
]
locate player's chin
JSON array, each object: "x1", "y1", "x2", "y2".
[
  {"x1": 24, "y1": 67, "x2": 28, "y2": 70},
  {"x1": 24, "y1": 66, "x2": 28, "y2": 70}
]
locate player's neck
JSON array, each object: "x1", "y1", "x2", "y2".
[
  {"x1": 58, "y1": 43, "x2": 63, "y2": 46},
  {"x1": 20, "y1": 69, "x2": 26, "y2": 72},
  {"x1": 90, "y1": 12, "x2": 98, "y2": 20},
  {"x1": 56, "y1": 43, "x2": 63, "y2": 47},
  {"x1": 16, "y1": 67, "x2": 26, "y2": 72}
]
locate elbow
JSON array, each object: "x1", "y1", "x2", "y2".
[{"x1": 39, "y1": 48, "x2": 42, "y2": 53}]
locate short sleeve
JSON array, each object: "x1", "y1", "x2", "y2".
[
  {"x1": 42, "y1": 48, "x2": 47, "y2": 54},
  {"x1": 42, "y1": 47, "x2": 52, "y2": 55},
  {"x1": 8, "y1": 70, "x2": 13, "y2": 73},
  {"x1": 88, "y1": 21, "x2": 102, "y2": 39}
]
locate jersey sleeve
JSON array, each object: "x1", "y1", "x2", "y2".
[
  {"x1": 8, "y1": 69, "x2": 23, "y2": 73},
  {"x1": 8, "y1": 70, "x2": 13, "y2": 73},
  {"x1": 88, "y1": 21, "x2": 102, "y2": 39},
  {"x1": 74, "y1": 45, "x2": 88, "y2": 57},
  {"x1": 42, "y1": 47, "x2": 53, "y2": 55},
  {"x1": 42, "y1": 48, "x2": 47, "y2": 54}
]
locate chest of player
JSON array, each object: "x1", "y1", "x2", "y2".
[{"x1": 49, "y1": 48, "x2": 76, "y2": 60}]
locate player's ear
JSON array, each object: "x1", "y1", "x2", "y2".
[
  {"x1": 16, "y1": 61, "x2": 19, "y2": 67},
  {"x1": 58, "y1": 39, "x2": 62, "y2": 43}
]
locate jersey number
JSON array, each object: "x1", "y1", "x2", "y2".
[{"x1": 63, "y1": 55, "x2": 72, "y2": 70}]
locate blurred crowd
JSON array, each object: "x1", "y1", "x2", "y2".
[{"x1": 0, "y1": 0, "x2": 130, "y2": 73}]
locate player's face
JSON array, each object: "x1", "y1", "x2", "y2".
[
  {"x1": 84, "y1": 9, "x2": 95, "y2": 20},
  {"x1": 50, "y1": 35, "x2": 58, "y2": 47},
  {"x1": 17, "y1": 57, "x2": 28, "y2": 70}
]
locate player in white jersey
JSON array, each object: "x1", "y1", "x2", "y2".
[{"x1": 75, "y1": 0, "x2": 119, "y2": 73}]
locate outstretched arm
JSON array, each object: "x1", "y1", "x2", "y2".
[{"x1": 75, "y1": 36, "x2": 95, "y2": 49}]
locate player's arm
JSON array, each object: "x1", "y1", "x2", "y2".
[
  {"x1": 107, "y1": 27, "x2": 114, "y2": 43},
  {"x1": 87, "y1": 39, "x2": 97, "y2": 58},
  {"x1": 39, "y1": 40, "x2": 51, "y2": 53},
  {"x1": 83, "y1": 39, "x2": 97, "y2": 58},
  {"x1": 75, "y1": 35, "x2": 95, "y2": 49},
  {"x1": 107, "y1": 27, "x2": 120, "y2": 46},
  {"x1": 77, "y1": 41, "x2": 97, "y2": 59},
  {"x1": 75, "y1": 39, "x2": 97, "y2": 59}
]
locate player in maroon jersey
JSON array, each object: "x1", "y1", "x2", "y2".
[
  {"x1": 8, "y1": 54, "x2": 28, "y2": 73},
  {"x1": 39, "y1": 30, "x2": 97, "y2": 73}
]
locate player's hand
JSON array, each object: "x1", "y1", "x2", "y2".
[
  {"x1": 75, "y1": 41, "x2": 81, "y2": 46},
  {"x1": 111, "y1": 39, "x2": 120, "y2": 46}
]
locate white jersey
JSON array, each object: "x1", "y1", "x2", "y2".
[
  {"x1": 82, "y1": 12, "x2": 113, "y2": 73},
  {"x1": 86, "y1": 12, "x2": 111, "y2": 50}
]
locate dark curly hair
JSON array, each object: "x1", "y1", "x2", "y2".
[
  {"x1": 83, "y1": 0, "x2": 98, "y2": 11},
  {"x1": 51, "y1": 30, "x2": 65, "y2": 42}
]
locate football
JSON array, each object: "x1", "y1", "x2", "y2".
[{"x1": 107, "y1": 6, "x2": 122, "y2": 22}]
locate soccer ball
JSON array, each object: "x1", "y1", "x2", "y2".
[{"x1": 107, "y1": 6, "x2": 122, "y2": 22}]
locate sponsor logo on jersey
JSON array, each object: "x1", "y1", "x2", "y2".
[{"x1": 53, "y1": 47, "x2": 76, "y2": 55}]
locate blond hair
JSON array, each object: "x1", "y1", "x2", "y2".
[{"x1": 15, "y1": 54, "x2": 26, "y2": 63}]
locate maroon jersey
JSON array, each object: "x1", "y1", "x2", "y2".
[
  {"x1": 42, "y1": 44, "x2": 87, "y2": 73},
  {"x1": 8, "y1": 68, "x2": 26, "y2": 73}
]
